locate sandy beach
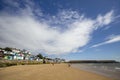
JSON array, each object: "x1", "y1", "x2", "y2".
[{"x1": 0, "y1": 64, "x2": 115, "y2": 80}]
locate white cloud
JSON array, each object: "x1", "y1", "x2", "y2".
[
  {"x1": 0, "y1": 1, "x2": 114, "y2": 55},
  {"x1": 91, "y1": 35, "x2": 120, "y2": 48},
  {"x1": 95, "y1": 10, "x2": 114, "y2": 29}
]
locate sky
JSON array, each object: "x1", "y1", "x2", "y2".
[{"x1": 0, "y1": 0, "x2": 120, "y2": 61}]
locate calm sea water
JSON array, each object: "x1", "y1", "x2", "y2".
[{"x1": 71, "y1": 63, "x2": 120, "y2": 80}]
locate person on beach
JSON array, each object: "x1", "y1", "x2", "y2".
[{"x1": 68, "y1": 63, "x2": 71, "y2": 67}]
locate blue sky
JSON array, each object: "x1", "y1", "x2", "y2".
[{"x1": 0, "y1": 0, "x2": 120, "y2": 61}]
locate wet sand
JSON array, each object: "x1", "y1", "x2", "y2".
[
  {"x1": 71, "y1": 63, "x2": 120, "y2": 80},
  {"x1": 0, "y1": 64, "x2": 115, "y2": 80}
]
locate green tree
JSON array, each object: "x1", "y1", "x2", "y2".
[
  {"x1": 36, "y1": 53, "x2": 43, "y2": 59},
  {"x1": 0, "y1": 47, "x2": 2, "y2": 49},
  {"x1": 4, "y1": 47, "x2": 12, "y2": 52}
]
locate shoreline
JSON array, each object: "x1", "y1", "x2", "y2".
[
  {"x1": 0, "y1": 64, "x2": 115, "y2": 80},
  {"x1": 71, "y1": 63, "x2": 120, "y2": 80}
]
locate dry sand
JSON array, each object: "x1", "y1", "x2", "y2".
[{"x1": 0, "y1": 64, "x2": 115, "y2": 80}]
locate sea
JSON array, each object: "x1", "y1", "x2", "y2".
[{"x1": 71, "y1": 63, "x2": 120, "y2": 80}]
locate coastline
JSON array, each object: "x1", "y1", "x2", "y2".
[
  {"x1": 71, "y1": 63, "x2": 120, "y2": 80},
  {"x1": 0, "y1": 64, "x2": 115, "y2": 80}
]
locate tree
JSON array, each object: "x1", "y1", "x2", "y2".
[
  {"x1": 0, "y1": 47, "x2": 3, "y2": 50},
  {"x1": 4, "y1": 47, "x2": 12, "y2": 52},
  {"x1": 36, "y1": 53, "x2": 43, "y2": 59}
]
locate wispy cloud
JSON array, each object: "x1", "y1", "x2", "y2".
[
  {"x1": 91, "y1": 35, "x2": 120, "y2": 48},
  {"x1": 95, "y1": 10, "x2": 114, "y2": 29},
  {"x1": 0, "y1": 0, "x2": 114, "y2": 55}
]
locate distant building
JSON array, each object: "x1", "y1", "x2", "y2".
[
  {"x1": 0, "y1": 48, "x2": 32, "y2": 60},
  {"x1": 53, "y1": 58, "x2": 65, "y2": 63},
  {"x1": 12, "y1": 48, "x2": 20, "y2": 53}
]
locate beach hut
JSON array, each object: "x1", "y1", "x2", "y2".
[{"x1": 4, "y1": 52, "x2": 14, "y2": 60}]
